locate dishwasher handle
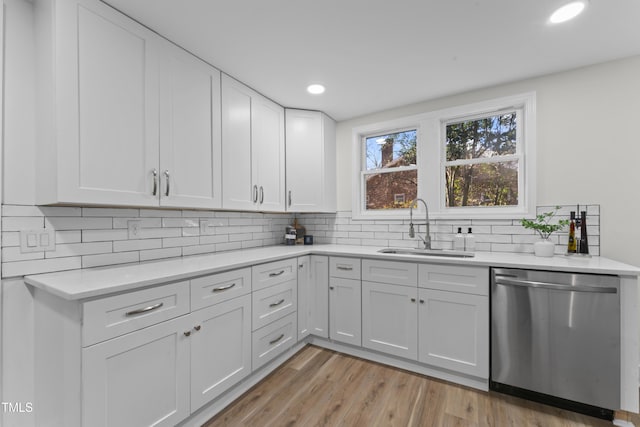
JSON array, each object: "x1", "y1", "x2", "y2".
[{"x1": 494, "y1": 276, "x2": 618, "y2": 294}]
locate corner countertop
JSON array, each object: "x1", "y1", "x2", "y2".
[{"x1": 24, "y1": 244, "x2": 640, "y2": 301}]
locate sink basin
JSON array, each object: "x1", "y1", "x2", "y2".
[{"x1": 377, "y1": 248, "x2": 474, "y2": 258}]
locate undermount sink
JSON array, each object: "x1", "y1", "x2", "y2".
[{"x1": 378, "y1": 248, "x2": 474, "y2": 258}]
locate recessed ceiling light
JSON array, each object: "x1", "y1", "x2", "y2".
[
  {"x1": 549, "y1": 1, "x2": 586, "y2": 24},
  {"x1": 307, "y1": 84, "x2": 325, "y2": 95}
]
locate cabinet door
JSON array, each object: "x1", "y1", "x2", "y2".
[
  {"x1": 252, "y1": 94, "x2": 285, "y2": 211},
  {"x1": 362, "y1": 281, "x2": 418, "y2": 360},
  {"x1": 159, "y1": 42, "x2": 222, "y2": 209},
  {"x1": 51, "y1": 0, "x2": 160, "y2": 206},
  {"x1": 329, "y1": 278, "x2": 361, "y2": 346},
  {"x1": 418, "y1": 288, "x2": 489, "y2": 378},
  {"x1": 221, "y1": 74, "x2": 255, "y2": 210},
  {"x1": 285, "y1": 109, "x2": 324, "y2": 212},
  {"x1": 310, "y1": 255, "x2": 329, "y2": 338},
  {"x1": 82, "y1": 315, "x2": 191, "y2": 427},
  {"x1": 190, "y1": 294, "x2": 252, "y2": 411},
  {"x1": 297, "y1": 256, "x2": 311, "y2": 340}
]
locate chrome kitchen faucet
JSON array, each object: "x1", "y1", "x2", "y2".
[{"x1": 409, "y1": 198, "x2": 431, "y2": 249}]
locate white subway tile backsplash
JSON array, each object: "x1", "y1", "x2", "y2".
[
  {"x1": 162, "y1": 218, "x2": 199, "y2": 228},
  {"x1": 112, "y1": 217, "x2": 162, "y2": 229},
  {"x1": 2, "y1": 247, "x2": 44, "y2": 262},
  {"x1": 182, "y1": 244, "x2": 216, "y2": 256},
  {"x1": 139, "y1": 209, "x2": 182, "y2": 217},
  {"x1": 46, "y1": 242, "x2": 113, "y2": 258},
  {"x1": 162, "y1": 236, "x2": 199, "y2": 248},
  {"x1": 2, "y1": 217, "x2": 45, "y2": 231},
  {"x1": 2, "y1": 232, "x2": 20, "y2": 247},
  {"x1": 82, "y1": 208, "x2": 139, "y2": 217},
  {"x1": 82, "y1": 252, "x2": 139, "y2": 269},
  {"x1": 113, "y1": 239, "x2": 162, "y2": 252},
  {"x1": 216, "y1": 242, "x2": 243, "y2": 252},
  {"x1": 138, "y1": 228, "x2": 182, "y2": 239},
  {"x1": 139, "y1": 247, "x2": 182, "y2": 262},
  {"x1": 46, "y1": 217, "x2": 112, "y2": 230},
  {"x1": 2, "y1": 257, "x2": 82, "y2": 277},
  {"x1": 82, "y1": 229, "x2": 128, "y2": 242},
  {"x1": 200, "y1": 234, "x2": 229, "y2": 245},
  {"x1": 0, "y1": 204, "x2": 601, "y2": 279},
  {"x1": 56, "y1": 231, "x2": 82, "y2": 244},
  {"x1": 2, "y1": 205, "x2": 45, "y2": 216}
]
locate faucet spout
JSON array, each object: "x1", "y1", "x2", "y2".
[{"x1": 409, "y1": 198, "x2": 431, "y2": 249}]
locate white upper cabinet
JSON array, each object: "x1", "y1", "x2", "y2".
[
  {"x1": 159, "y1": 41, "x2": 222, "y2": 209},
  {"x1": 35, "y1": 0, "x2": 222, "y2": 209},
  {"x1": 285, "y1": 109, "x2": 336, "y2": 212},
  {"x1": 222, "y1": 74, "x2": 286, "y2": 212}
]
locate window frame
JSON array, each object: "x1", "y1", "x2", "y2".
[
  {"x1": 352, "y1": 118, "x2": 423, "y2": 220},
  {"x1": 352, "y1": 92, "x2": 536, "y2": 220}
]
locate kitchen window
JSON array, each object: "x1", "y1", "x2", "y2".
[
  {"x1": 352, "y1": 93, "x2": 536, "y2": 219},
  {"x1": 361, "y1": 129, "x2": 417, "y2": 212}
]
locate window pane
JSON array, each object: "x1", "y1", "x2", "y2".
[
  {"x1": 365, "y1": 130, "x2": 417, "y2": 170},
  {"x1": 446, "y1": 112, "x2": 517, "y2": 161},
  {"x1": 445, "y1": 161, "x2": 518, "y2": 207},
  {"x1": 365, "y1": 170, "x2": 417, "y2": 210}
]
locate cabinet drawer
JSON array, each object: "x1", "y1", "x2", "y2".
[
  {"x1": 418, "y1": 264, "x2": 489, "y2": 296},
  {"x1": 252, "y1": 258, "x2": 297, "y2": 291},
  {"x1": 362, "y1": 259, "x2": 417, "y2": 287},
  {"x1": 191, "y1": 268, "x2": 251, "y2": 311},
  {"x1": 252, "y1": 279, "x2": 297, "y2": 330},
  {"x1": 83, "y1": 281, "x2": 190, "y2": 347},
  {"x1": 252, "y1": 312, "x2": 297, "y2": 370},
  {"x1": 329, "y1": 257, "x2": 361, "y2": 279}
]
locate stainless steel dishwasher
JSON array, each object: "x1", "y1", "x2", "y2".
[{"x1": 491, "y1": 268, "x2": 620, "y2": 420}]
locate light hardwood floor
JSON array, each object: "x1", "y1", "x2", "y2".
[{"x1": 204, "y1": 345, "x2": 639, "y2": 427}]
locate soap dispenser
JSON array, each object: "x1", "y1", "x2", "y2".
[
  {"x1": 465, "y1": 227, "x2": 476, "y2": 252},
  {"x1": 453, "y1": 227, "x2": 465, "y2": 251}
]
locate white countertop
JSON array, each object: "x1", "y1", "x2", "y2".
[{"x1": 24, "y1": 244, "x2": 640, "y2": 301}]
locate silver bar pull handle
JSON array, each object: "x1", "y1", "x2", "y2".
[
  {"x1": 494, "y1": 276, "x2": 618, "y2": 294},
  {"x1": 269, "y1": 334, "x2": 284, "y2": 345},
  {"x1": 269, "y1": 298, "x2": 285, "y2": 308},
  {"x1": 288, "y1": 190, "x2": 292, "y2": 207},
  {"x1": 269, "y1": 270, "x2": 285, "y2": 277},
  {"x1": 126, "y1": 302, "x2": 164, "y2": 316},
  {"x1": 151, "y1": 169, "x2": 158, "y2": 196},
  {"x1": 259, "y1": 186, "x2": 264, "y2": 204},
  {"x1": 212, "y1": 283, "x2": 236, "y2": 293},
  {"x1": 337, "y1": 265, "x2": 353, "y2": 271},
  {"x1": 253, "y1": 185, "x2": 258, "y2": 203},
  {"x1": 163, "y1": 170, "x2": 170, "y2": 197}
]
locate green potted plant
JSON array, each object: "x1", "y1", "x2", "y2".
[{"x1": 521, "y1": 206, "x2": 569, "y2": 257}]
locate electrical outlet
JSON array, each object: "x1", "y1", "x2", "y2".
[
  {"x1": 128, "y1": 220, "x2": 141, "y2": 239},
  {"x1": 20, "y1": 229, "x2": 55, "y2": 253},
  {"x1": 199, "y1": 220, "x2": 211, "y2": 235}
]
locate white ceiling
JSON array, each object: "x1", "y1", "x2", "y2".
[{"x1": 103, "y1": 0, "x2": 640, "y2": 121}]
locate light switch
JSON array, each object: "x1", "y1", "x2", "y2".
[
  {"x1": 20, "y1": 229, "x2": 56, "y2": 253},
  {"x1": 27, "y1": 233, "x2": 38, "y2": 247}
]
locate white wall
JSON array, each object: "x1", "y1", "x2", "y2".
[{"x1": 336, "y1": 55, "x2": 640, "y2": 267}]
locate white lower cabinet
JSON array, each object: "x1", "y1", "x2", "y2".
[
  {"x1": 298, "y1": 255, "x2": 329, "y2": 340},
  {"x1": 82, "y1": 315, "x2": 191, "y2": 427},
  {"x1": 190, "y1": 294, "x2": 252, "y2": 411},
  {"x1": 418, "y1": 288, "x2": 489, "y2": 378},
  {"x1": 252, "y1": 312, "x2": 297, "y2": 370},
  {"x1": 362, "y1": 281, "x2": 418, "y2": 360},
  {"x1": 329, "y1": 277, "x2": 361, "y2": 346},
  {"x1": 251, "y1": 258, "x2": 299, "y2": 370}
]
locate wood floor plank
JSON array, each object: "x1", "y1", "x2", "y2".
[{"x1": 204, "y1": 345, "x2": 637, "y2": 427}]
